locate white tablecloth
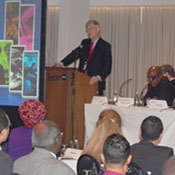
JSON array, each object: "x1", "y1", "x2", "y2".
[{"x1": 85, "y1": 104, "x2": 175, "y2": 151}]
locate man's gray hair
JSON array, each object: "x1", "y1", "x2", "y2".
[
  {"x1": 161, "y1": 64, "x2": 175, "y2": 77},
  {"x1": 85, "y1": 19, "x2": 100, "y2": 28},
  {"x1": 32, "y1": 120, "x2": 61, "y2": 150}
]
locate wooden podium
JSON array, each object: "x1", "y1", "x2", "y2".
[{"x1": 45, "y1": 67, "x2": 98, "y2": 147}]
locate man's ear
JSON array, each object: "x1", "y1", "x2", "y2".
[
  {"x1": 158, "y1": 133, "x2": 163, "y2": 143},
  {"x1": 56, "y1": 135, "x2": 61, "y2": 145},
  {"x1": 126, "y1": 155, "x2": 132, "y2": 165},
  {"x1": 139, "y1": 128, "x2": 142, "y2": 140},
  {"x1": 100, "y1": 153, "x2": 106, "y2": 165}
]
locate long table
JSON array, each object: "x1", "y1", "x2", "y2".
[{"x1": 85, "y1": 104, "x2": 175, "y2": 151}]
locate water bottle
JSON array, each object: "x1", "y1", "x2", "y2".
[
  {"x1": 113, "y1": 90, "x2": 118, "y2": 104},
  {"x1": 68, "y1": 140, "x2": 74, "y2": 148},
  {"x1": 90, "y1": 162, "x2": 98, "y2": 175},
  {"x1": 74, "y1": 139, "x2": 79, "y2": 149},
  {"x1": 134, "y1": 91, "x2": 140, "y2": 106}
]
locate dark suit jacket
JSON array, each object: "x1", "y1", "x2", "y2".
[
  {"x1": 144, "y1": 77, "x2": 173, "y2": 106},
  {"x1": 130, "y1": 140, "x2": 174, "y2": 175},
  {"x1": 0, "y1": 150, "x2": 14, "y2": 175},
  {"x1": 170, "y1": 79, "x2": 175, "y2": 100},
  {"x1": 61, "y1": 38, "x2": 112, "y2": 95}
]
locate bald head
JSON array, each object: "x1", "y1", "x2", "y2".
[
  {"x1": 147, "y1": 66, "x2": 163, "y2": 87},
  {"x1": 32, "y1": 120, "x2": 61, "y2": 151}
]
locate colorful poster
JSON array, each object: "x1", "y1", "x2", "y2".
[
  {"x1": 0, "y1": 0, "x2": 44, "y2": 106},
  {"x1": 0, "y1": 40, "x2": 13, "y2": 85},
  {"x1": 20, "y1": 5, "x2": 35, "y2": 50},
  {"x1": 9, "y1": 45, "x2": 25, "y2": 92},
  {"x1": 23, "y1": 51, "x2": 39, "y2": 97},
  {"x1": 5, "y1": 1, "x2": 20, "y2": 45}
]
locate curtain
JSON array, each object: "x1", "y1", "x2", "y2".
[
  {"x1": 45, "y1": 6, "x2": 59, "y2": 66},
  {"x1": 90, "y1": 6, "x2": 175, "y2": 98}
]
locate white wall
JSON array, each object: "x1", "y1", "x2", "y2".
[{"x1": 48, "y1": 0, "x2": 175, "y2": 6}]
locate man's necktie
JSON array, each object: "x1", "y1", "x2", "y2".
[{"x1": 83, "y1": 42, "x2": 94, "y2": 74}]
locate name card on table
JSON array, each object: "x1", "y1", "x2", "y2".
[
  {"x1": 91, "y1": 96, "x2": 108, "y2": 105},
  {"x1": 117, "y1": 97, "x2": 134, "y2": 107},
  {"x1": 147, "y1": 99, "x2": 168, "y2": 109},
  {"x1": 63, "y1": 148, "x2": 82, "y2": 160}
]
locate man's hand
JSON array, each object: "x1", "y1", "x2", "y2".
[
  {"x1": 53, "y1": 61, "x2": 61, "y2": 67},
  {"x1": 89, "y1": 76, "x2": 99, "y2": 85}
]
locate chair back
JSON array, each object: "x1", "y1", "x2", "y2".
[{"x1": 77, "y1": 154, "x2": 101, "y2": 175}]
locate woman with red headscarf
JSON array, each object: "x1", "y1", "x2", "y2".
[{"x1": 7, "y1": 99, "x2": 46, "y2": 160}]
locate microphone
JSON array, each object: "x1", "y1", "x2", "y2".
[
  {"x1": 73, "y1": 44, "x2": 83, "y2": 69},
  {"x1": 140, "y1": 83, "x2": 149, "y2": 100},
  {"x1": 119, "y1": 78, "x2": 132, "y2": 97}
]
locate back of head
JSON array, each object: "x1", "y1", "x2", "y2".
[
  {"x1": 161, "y1": 64, "x2": 175, "y2": 78},
  {"x1": 163, "y1": 156, "x2": 175, "y2": 175},
  {"x1": 141, "y1": 116, "x2": 163, "y2": 141},
  {"x1": 97, "y1": 109, "x2": 122, "y2": 129},
  {"x1": 82, "y1": 109, "x2": 122, "y2": 161},
  {"x1": 19, "y1": 99, "x2": 47, "y2": 127},
  {"x1": 147, "y1": 66, "x2": 163, "y2": 87},
  {"x1": 32, "y1": 120, "x2": 61, "y2": 150},
  {"x1": 103, "y1": 133, "x2": 130, "y2": 165}
]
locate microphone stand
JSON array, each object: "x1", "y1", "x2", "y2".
[
  {"x1": 119, "y1": 78, "x2": 132, "y2": 97},
  {"x1": 70, "y1": 47, "x2": 80, "y2": 145},
  {"x1": 139, "y1": 83, "x2": 149, "y2": 106}
]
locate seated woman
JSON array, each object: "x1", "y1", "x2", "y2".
[
  {"x1": 82, "y1": 109, "x2": 122, "y2": 162},
  {"x1": 7, "y1": 99, "x2": 46, "y2": 160}
]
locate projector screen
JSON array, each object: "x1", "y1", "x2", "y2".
[{"x1": 0, "y1": 0, "x2": 46, "y2": 106}]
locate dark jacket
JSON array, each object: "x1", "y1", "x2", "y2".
[
  {"x1": 131, "y1": 140, "x2": 174, "y2": 175},
  {"x1": 61, "y1": 38, "x2": 112, "y2": 95},
  {"x1": 144, "y1": 77, "x2": 173, "y2": 106}
]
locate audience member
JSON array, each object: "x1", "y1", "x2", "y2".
[
  {"x1": 101, "y1": 133, "x2": 131, "y2": 175},
  {"x1": 161, "y1": 64, "x2": 175, "y2": 101},
  {"x1": 13, "y1": 120, "x2": 75, "y2": 175},
  {"x1": 0, "y1": 108, "x2": 13, "y2": 175},
  {"x1": 130, "y1": 116, "x2": 173, "y2": 175},
  {"x1": 8, "y1": 99, "x2": 47, "y2": 160},
  {"x1": 162, "y1": 156, "x2": 175, "y2": 175},
  {"x1": 82, "y1": 109, "x2": 122, "y2": 162},
  {"x1": 144, "y1": 65, "x2": 173, "y2": 106}
]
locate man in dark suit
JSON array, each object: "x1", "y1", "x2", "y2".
[
  {"x1": 130, "y1": 116, "x2": 174, "y2": 175},
  {"x1": 161, "y1": 64, "x2": 175, "y2": 103},
  {"x1": 54, "y1": 20, "x2": 112, "y2": 95},
  {"x1": 144, "y1": 66, "x2": 173, "y2": 106},
  {"x1": 0, "y1": 109, "x2": 13, "y2": 175}
]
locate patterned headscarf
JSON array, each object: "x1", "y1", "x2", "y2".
[{"x1": 19, "y1": 99, "x2": 47, "y2": 128}]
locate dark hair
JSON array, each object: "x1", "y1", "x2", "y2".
[
  {"x1": 0, "y1": 108, "x2": 8, "y2": 133},
  {"x1": 141, "y1": 116, "x2": 163, "y2": 141},
  {"x1": 161, "y1": 64, "x2": 175, "y2": 77},
  {"x1": 103, "y1": 134, "x2": 130, "y2": 165}
]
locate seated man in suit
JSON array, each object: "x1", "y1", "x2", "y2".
[
  {"x1": 130, "y1": 116, "x2": 174, "y2": 175},
  {"x1": 54, "y1": 20, "x2": 112, "y2": 95},
  {"x1": 144, "y1": 65, "x2": 173, "y2": 106},
  {"x1": 101, "y1": 133, "x2": 132, "y2": 175},
  {"x1": 0, "y1": 108, "x2": 13, "y2": 175},
  {"x1": 161, "y1": 64, "x2": 175, "y2": 101},
  {"x1": 13, "y1": 120, "x2": 75, "y2": 175}
]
